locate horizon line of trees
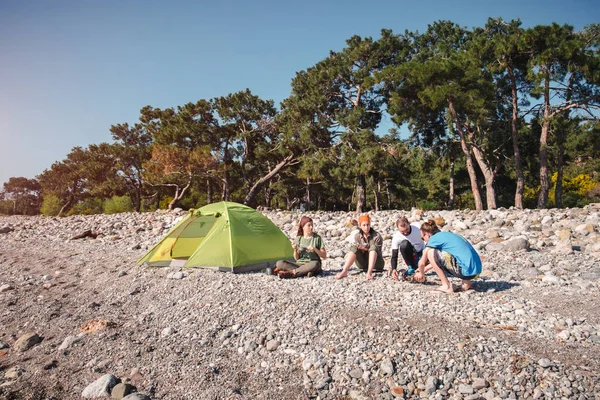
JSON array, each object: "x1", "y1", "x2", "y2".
[{"x1": 2, "y1": 18, "x2": 600, "y2": 216}]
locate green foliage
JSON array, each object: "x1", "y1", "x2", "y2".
[
  {"x1": 69, "y1": 198, "x2": 103, "y2": 215},
  {"x1": 40, "y1": 194, "x2": 63, "y2": 216},
  {"x1": 0, "y1": 200, "x2": 13, "y2": 215},
  {"x1": 159, "y1": 197, "x2": 174, "y2": 210},
  {"x1": 103, "y1": 195, "x2": 133, "y2": 214}
]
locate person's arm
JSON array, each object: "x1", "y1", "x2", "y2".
[
  {"x1": 309, "y1": 246, "x2": 327, "y2": 259},
  {"x1": 292, "y1": 238, "x2": 300, "y2": 260},
  {"x1": 307, "y1": 236, "x2": 326, "y2": 259},
  {"x1": 414, "y1": 247, "x2": 431, "y2": 282},
  {"x1": 390, "y1": 249, "x2": 399, "y2": 271}
]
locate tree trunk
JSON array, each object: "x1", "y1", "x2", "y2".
[
  {"x1": 206, "y1": 179, "x2": 212, "y2": 204},
  {"x1": 244, "y1": 154, "x2": 294, "y2": 207},
  {"x1": 385, "y1": 179, "x2": 391, "y2": 209},
  {"x1": 555, "y1": 146, "x2": 564, "y2": 208},
  {"x1": 305, "y1": 177, "x2": 311, "y2": 211},
  {"x1": 508, "y1": 66, "x2": 525, "y2": 209},
  {"x1": 537, "y1": 74, "x2": 551, "y2": 209},
  {"x1": 355, "y1": 175, "x2": 366, "y2": 213},
  {"x1": 133, "y1": 184, "x2": 142, "y2": 212},
  {"x1": 373, "y1": 189, "x2": 379, "y2": 211},
  {"x1": 555, "y1": 74, "x2": 575, "y2": 208},
  {"x1": 166, "y1": 175, "x2": 192, "y2": 211},
  {"x1": 59, "y1": 197, "x2": 73, "y2": 216},
  {"x1": 468, "y1": 128, "x2": 497, "y2": 209},
  {"x1": 222, "y1": 139, "x2": 231, "y2": 201},
  {"x1": 447, "y1": 100, "x2": 483, "y2": 211},
  {"x1": 448, "y1": 160, "x2": 455, "y2": 210}
]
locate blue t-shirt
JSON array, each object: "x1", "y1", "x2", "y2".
[{"x1": 426, "y1": 232, "x2": 482, "y2": 276}]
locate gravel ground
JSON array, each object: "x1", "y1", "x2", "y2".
[{"x1": 1, "y1": 206, "x2": 600, "y2": 399}]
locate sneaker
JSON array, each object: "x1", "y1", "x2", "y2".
[{"x1": 405, "y1": 267, "x2": 416, "y2": 276}]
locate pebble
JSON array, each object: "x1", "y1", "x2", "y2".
[{"x1": 81, "y1": 374, "x2": 120, "y2": 398}]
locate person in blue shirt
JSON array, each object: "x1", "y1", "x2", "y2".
[{"x1": 414, "y1": 220, "x2": 482, "y2": 293}]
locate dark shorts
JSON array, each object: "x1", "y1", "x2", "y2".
[
  {"x1": 351, "y1": 246, "x2": 385, "y2": 272},
  {"x1": 432, "y1": 249, "x2": 478, "y2": 280}
]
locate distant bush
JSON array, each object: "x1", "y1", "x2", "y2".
[
  {"x1": 159, "y1": 197, "x2": 174, "y2": 210},
  {"x1": 104, "y1": 195, "x2": 133, "y2": 214},
  {"x1": 0, "y1": 200, "x2": 13, "y2": 215},
  {"x1": 69, "y1": 198, "x2": 103, "y2": 215},
  {"x1": 40, "y1": 194, "x2": 62, "y2": 216}
]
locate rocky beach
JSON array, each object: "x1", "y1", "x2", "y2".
[{"x1": 1, "y1": 205, "x2": 600, "y2": 399}]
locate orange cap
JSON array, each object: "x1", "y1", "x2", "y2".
[{"x1": 358, "y1": 214, "x2": 370, "y2": 225}]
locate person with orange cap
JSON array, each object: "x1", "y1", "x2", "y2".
[{"x1": 335, "y1": 214, "x2": 384, "y2": 280}]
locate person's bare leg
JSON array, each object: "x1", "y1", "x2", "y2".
[
  {"x1": 335, "y1": 252, "x2": 357, "y2": 279},
  {"x1": 365, "y1": 251, "x2": 378, "y2": 280},
  {"x1": 461, "y1": 279, "x2": 472, "y2": 291},
  {"x1": 428, "y1": 254, "x2": 454, "y2": 293}
]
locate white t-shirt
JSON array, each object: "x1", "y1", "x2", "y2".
[{"x1": 391, "y1": 223, "x2": 424, "y2": 252}]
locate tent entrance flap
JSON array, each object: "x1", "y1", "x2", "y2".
[{"x1": 170, "y1": 215, "x2": 218, "y2": 259}]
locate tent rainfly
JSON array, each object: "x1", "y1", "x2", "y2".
[{"x1": 137, "y1": 201, "x2": 294, "y2": 273}]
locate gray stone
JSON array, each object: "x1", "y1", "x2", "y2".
[
  {"x1": 458, "y1": 384, "x2": 474, "y2": 394},
  {"x1": 542, "y1": 275, "x2": 563, "y2": 284},
  {"x1": 111, "y1": 382, "x2": 136, "y2": 398},
  {"x1": 58, "y1": 334, "x2": 85, "y2": 351},
  {"x1": 473, "y1": 378, "x2": 488, "y2": 389},
  {"x1": 379, "y1": 358, "x2": 394, "y2": 376},
  {"x1": 425, "y1": 376, "x2": 438, "y2": 394},
  {"x1": 538, "y1": 358, "x2": 551, "y2": 368},
  {"x1": 4, "y1": 366, "x2": 22, "y2": 379},
  {"x1": 161, "y1": 327, "x2": 175, "y2": 337},
  {"x1": 82, "y1": 374, "x2": 120, "y2": 398},
  {"x1": 581, "y1": 270, "x2": 600, "y2": 281},
  {"x1": 0, "y1": 340, "x2": 9, "y2": 349},
  {"x1": 349, "y1": 368, "x2": 363, "y2": 379},
  {"x1": 520, "y1": 268, "x2": 540, "y2": 279},
  {"x1": 504, "y1": 238, "x2": 529, "y2": 252},
  {"x1": 266, "y1": 339, "x2": 280, "y2": 351},
  {"x1": 14, "y1": 332, "x2": 42, "y2": 352},
  {"x1": 485, "y1": 242, "x2": 505, "y2": 252},
  {"x1": 0, "y1": 226, "x2": 14, "y2": 234},
  {"x1": 0, "y1": 284, "x2": 13, "y2": 293}
]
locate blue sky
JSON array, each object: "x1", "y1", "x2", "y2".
[{"x1": 1, "y1": 0, "x2": 598, "y2": 186}]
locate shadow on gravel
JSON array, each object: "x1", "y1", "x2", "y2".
[{"x1": 471, "y1": 279, "x2": 520, "y2": 293}]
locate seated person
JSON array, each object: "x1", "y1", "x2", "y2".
[
  {"x1": 274, "y1": 216, "x2": 326, "y2": 279},
  {"x1": 414, "y1": 220, "x2": 482, "y2": 293},
  {"x1": 335, "y1": 214, "x2": 384, "y2": 281},
  {"x1": 390, "y1": 217, "x2": 425, "y2": 280}
]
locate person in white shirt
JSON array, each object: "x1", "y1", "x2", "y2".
[{"x1": 389, "y1": 217, "x2": 424, "y2": 280}]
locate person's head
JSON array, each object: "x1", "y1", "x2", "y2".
[
  {"x1": 358, "y1": 214, "x2": 371, "y2": 234},
  {"x1": 396, "y1": 217, "x2": 411, "y2": 236},
  {"x1": 420, "y1": 219, "x2": 440, "y2": 243},
  {"x1": 297, "y1": 216, "x2": 314, "y2": 237}
]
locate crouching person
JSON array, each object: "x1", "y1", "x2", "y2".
[
  {"x1": 275, "y1": 216, "x2": 326, "y2": 279},
  {"x1": 414, "y1": 220, "x2": 482, "y2": 293},
  {"x1": 335, "y1": 214, "x2": 385, "y2": 281},
  {"x1": 390, "y1": 217, "x2": 425, "y2": 280}
]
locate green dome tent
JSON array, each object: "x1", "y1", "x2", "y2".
[{"x1": 137, "y1": 202, "x2": 294, "y2": 273}]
